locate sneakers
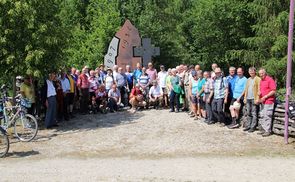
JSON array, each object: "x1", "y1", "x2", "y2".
[
  {"x1": 257, "y1": 131, "x2": 265, "y2": 135},
  {"x1": 243, "y1": 127, "x2": 250, "y2": 131},
  {"x1": 248, "y1": 128, "x2": 255, "y2": 133},
  {"x1": 228, "y1": 123, "x2": 239, "y2": 129}
]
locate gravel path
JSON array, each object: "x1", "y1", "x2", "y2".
[{"x1": 1, "y1": 109, "x2": 295, "y2": 181}]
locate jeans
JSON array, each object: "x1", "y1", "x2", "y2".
[
  {"x1": 246, "y1": 99, "x2": 259, "y2": 129},
  {"x1": 170, "y1": 90, "x2": 180, "y2": 111},
  {"x1": 108, "y1": 98, "x2": 118, "y2": 112},
  {"x1": 45, "y1": 96, "x2": 57, "y2": 128},
  {"x1": 212, "y1": 98, "x2": 225, "y2": 123}
]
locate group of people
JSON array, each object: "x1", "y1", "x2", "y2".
[
  {"x1": 171, "y1": 63, "x2": 276, "y2": 137},
  {"x1": 19, "y1": 61, "x2": 277, "y2": 136}
]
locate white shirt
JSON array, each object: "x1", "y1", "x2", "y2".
[
  {"x1": 88, "y1": 76, "x2": 99, "y2": 92},
  {"x1": 46, "y1": 80, "x2": 56, "y2": 97},
  {"x1": 149, "y1": 85, "x2": 163, "y2": 97},
  {"x1": 59, "y1": 77, "x2": 70, "y2": 93},
  {"x1": 158, "y1": 71, "x2": 168, "y2": 88},
  {"x1": 105, "y1": 75, "x2": 114, "y2": 90}
]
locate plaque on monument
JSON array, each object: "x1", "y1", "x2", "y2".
[{"x1": 104, "y1": 20, "x2": 141, "y2": 70}]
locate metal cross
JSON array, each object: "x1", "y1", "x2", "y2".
[{"x1": 133, "y1": 38, "x2": 160, "y2": 67}]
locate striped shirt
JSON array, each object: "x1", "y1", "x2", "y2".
[
  {"x1": 204, "y1": 78, "x2": 213, "y2": 94},
  {"x1": 139, "y1": 74, "x2": 150, "y2": 87}
]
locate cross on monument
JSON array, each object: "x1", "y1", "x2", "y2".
[{"x1": 133, "y1": 38, "x2": 160, "y2": 67}]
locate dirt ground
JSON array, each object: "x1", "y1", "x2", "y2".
[{"x1": 0, "y1": 109, "x2": 295, "y2": 181}]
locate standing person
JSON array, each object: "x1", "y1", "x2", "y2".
[
  {"x1": 211, "y1": 67, "x2": 228, "y2": 126},
  {"x1": 211, "y1": 63, "x2": 218, "y2": 79},
  {"x1": 66, "y1": 69, "x2": 76, "y2": 118},
  {"x1": 77, "y1": 68, "x2": 90, "y2": 115},
  {"x1": 138, "y1": 67, "x2": 150, "y2": 108},
  {"x1": 166, "y1": 68, "x2": 172, "y2": 98},
  {"x1": 228, "y1": 68, "x2": 247, "y2": 129},
  {"x1": 195, "y1": 65, "x2": 201, "y2": 73},
  {"x1": 258, "y1": 68, "x2": 276, "y2": 137},
  {"x1": 196, "y1": 70, "x2": 206, "y2": 119},
  {"x1": 54, "y1": 74, "x2": 64, "y2": 121},
  {"x1": 59, "y1": 71, "x2": 71, "y2": 121},
  {"x1": 149, "y1": 80, "x2": 163, "y2": 109},
  {"x1": 125, "y1": 65, "x2": 133, "y2": 97},
  {"x1": 188, "y1": 71, "x2": 199, "y2": 120},
  {"x1": 112, "y1": 65, "x2": 119, "y2": 81},
  {"x1": 104, "y1": 68, "x2": 115, "y2": 93},
  {"x1": 41, "y1": 72, "x2": 58, "y2": 129},
  {"x1": 184, "y1": 65, "x2": 193, "y2": 114},
  {"x1": 181, "y1": 65, "x2": 189, "y2": 111},
  {"x1": 88, "y1": 70, "x2": 99, "y2": 111},
  {"x1": 157, "y1": 65, "x2": 168, "y2": 108},
  {"x1": 115, "y1": 67, "x2": 128, "y2": 106},
  {"x1": 73, "y1": 69, "x2": 80, "y2": 112},
  {"x1": 203, "y1": 71, "x2": 214, "y2": 124},
  {"x1": 107, "y1": 84, "x2": 121, "y2": 112},
  {"x1": 20, "y1": 76, "x2": 35, "y2": 115},
  {"x1": 99, "y1": 64, "x2": 107, "y2": 82},
  {"x1": 169, "y1": 68, "x2": 181, "y2": 113},
  {"x1": 225, "y1": 67, "x2": 238, "y2": 118},
  {"x1": 133, "y1": 62, "x2": 142, "y2": 85},
  {"x1": 243, "y1": 67, "x2": 261, "y2": 133},
  {"x1": 146, "y1": 62, "x2": 157, "y2": 87}
]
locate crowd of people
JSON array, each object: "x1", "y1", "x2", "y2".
[{"x1": 18, "y1": 62, "x2": 277, "y2": 137}]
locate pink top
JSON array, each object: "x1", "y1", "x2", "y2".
[
  {"x1": 77, "y1": 74, "x2": 90, "y2": 89},
  {"x1": 146, "y1": 68, "x2": 157, "y2": 82},
  {"x1": 260, "y1": 75, "x2": 276, "y2": 104}
]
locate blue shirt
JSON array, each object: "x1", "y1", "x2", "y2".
[
  {"x1": 213, "y1": 76, "x2": 228, "y2": 99},
  {"x1": 197, "y1": 78, "x2": 206, "y2": 96},
  {"x1": 233, "y1": 76, "x2": 247, "y2": 99},
  {"x1": 226, "y1": 75, "x2": 237, "y2": 99},
  {"x1": 125, "y1": 72, "x2": 133, "y2": 86},
  {"x1": 133, "y1": 69, "x2": 142, "y2": 83},
  {"x1": 191, "y1": 79, "x2": 198, "y2": 96}
]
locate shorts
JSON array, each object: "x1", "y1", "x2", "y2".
[
  {"x1": 190, "y1": 95, "x2": 198, "y2": 104},
  {"x1": 162, "y1": 87, "x2": 168, "y2": 95},
  {"x1": 68, "y1": 93, "x2": 75, "y2": 105}
]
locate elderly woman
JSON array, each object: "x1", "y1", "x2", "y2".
[{"x1": 169, "y1": 68, "x2": 181, "y2": 113}]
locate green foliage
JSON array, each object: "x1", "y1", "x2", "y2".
[
  {"x1": 0, "y1": 0, "x2": 67, "y2": 81},
  {"x1": 0, "y1": 0, "x2": 293, "y2": 90}
]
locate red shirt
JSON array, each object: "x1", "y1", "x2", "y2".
[
  {"x1": 77, "y1": 74, "x2": 89, "y2": 89},
  {"x1": 130, "y1": 88, "x2": 142, "y2": 97},
  {"x1": 260, "y1": 75, "x2": 276, "y2": 104}
]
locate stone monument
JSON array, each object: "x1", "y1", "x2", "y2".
[{"x1": 104, "y1": 20, "x2": 160, "y2": 70}]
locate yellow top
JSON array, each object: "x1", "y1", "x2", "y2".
[
  {"x1": 20, "y1": 83, "x2": 35, "y2": 103},
  {"x1": 67, "y1": 74, "x2": 75, "y2": 93}
]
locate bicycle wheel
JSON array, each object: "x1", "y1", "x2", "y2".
[
  {"x1": 14, "y1": 114, "x2": 38, "y2": 142},
  {"x1": 0, "y1": 128, "x2": 9, "y2": 158}
]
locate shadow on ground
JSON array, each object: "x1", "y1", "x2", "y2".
[
  {"x1": 35, "y1": 109, "x2": 145, "y2": 140},
  {"x1": 6, "y1": 150, "x2": 40, "y2": 158}
]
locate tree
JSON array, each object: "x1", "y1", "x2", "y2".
[{"x1": 0, "y1": 0, "x2": 67, "y2": 83}]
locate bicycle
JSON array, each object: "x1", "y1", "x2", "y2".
[{"x1": 0, "y1": 85, "x2": 38, "y2": 142}]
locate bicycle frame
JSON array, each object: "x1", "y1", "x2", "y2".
[{"x1": 1, "y1": 105, "x2": 23, "y2": 130}]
